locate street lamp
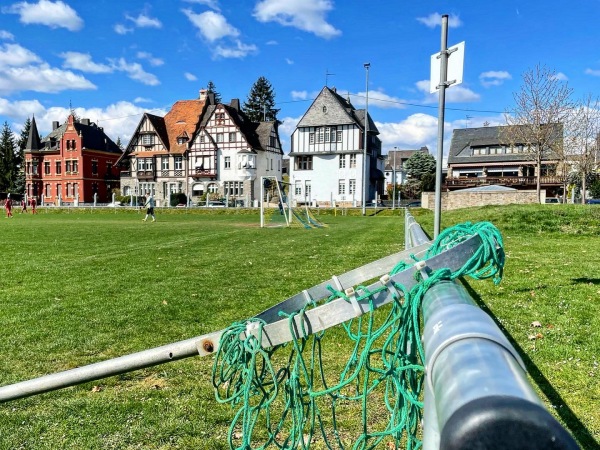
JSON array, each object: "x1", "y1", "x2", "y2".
[
  {"x1": 362, "y1": 62, "x2": 370, "y2": 216},
  {"x1": 392, "y1": 147, "x2": 397, "y2": 210}
]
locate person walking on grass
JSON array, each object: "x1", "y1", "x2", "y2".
[
  {"x1": 31, "y1": 196, "x2": 37, "y2": 214},
  {"x1": 143, "y1": 192, "x2": 156, "y2": 222},
  {"x1": 5, "y1": 194, "x2": 13, "y2": 218},
  {"x1": 20, "y1": 198, "x2": 27, "y2": 214}
]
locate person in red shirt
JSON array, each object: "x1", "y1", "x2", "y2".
[
  {"x1": 5, "y1": 194, "x2": 13, "y2": 218},
  {"x1": 21, "y1": 198, "x2": 27, "y2": 213},
  {"x1": 31, "y1": 196, "x2": 37, "y2": 214}
]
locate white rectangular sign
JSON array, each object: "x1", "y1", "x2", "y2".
[{"x1": 430, "y1": 41, "x2": 465, "y2": 94}]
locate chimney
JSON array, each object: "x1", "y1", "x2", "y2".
[
  {"x1": 81, "y1": 118, "x2": 90, "y2": 126},
  {"x1": 52, "y1": 121, "x2": 59, "y2": 130},
  {"x1": 230, "y1": 99, "x2": 240, "y2": 111},
  {"x1": 199, "y1": 89, "x2": 208, "y2": 101}
]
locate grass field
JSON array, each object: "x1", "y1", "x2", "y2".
[{"x1": 0, "y1": 205, "x2": 599, "y2": 449}]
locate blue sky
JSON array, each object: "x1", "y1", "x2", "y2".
[{"x1": 1, "y1": 0, "x2": 599, "y2": 157}]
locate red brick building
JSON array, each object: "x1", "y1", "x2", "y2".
[{"x1": 25, "y1": 114, "x2": 122, "y2": 205}]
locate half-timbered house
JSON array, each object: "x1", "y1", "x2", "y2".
[{"x1": 289, "y1": 86, "x2": 384, "y2": 206}]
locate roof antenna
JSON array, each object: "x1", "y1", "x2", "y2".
[{"x1": 325, "y1": 69, "x2": 335, "y2": 87}]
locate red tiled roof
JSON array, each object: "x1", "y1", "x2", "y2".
[{"x1": 164, "y1": 99, "x2": 205, "y2": 153}]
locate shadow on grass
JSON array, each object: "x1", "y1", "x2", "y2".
[
  {"x1": 461, "y1": 279, "x2": 600, "y2": 450},
  {"x1": 571, "y1": 277, "x2": 600, "y2": 285}
]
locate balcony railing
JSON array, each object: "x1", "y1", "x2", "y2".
[
  {"x1": 445, "y1": 175, "x2": 566, "y2": 188},
  {"x1": 191, "y1": 168, "x2": 217, "y2": 178}
]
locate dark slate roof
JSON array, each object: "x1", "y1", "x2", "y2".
[
  {"x1": 25, "y1": 116, "x2": 42, "y2": 151},
  {"x1": 448, "y1": 124, "x2": 562, "y2": 165},
  {"x1": 145, "y1": 113, "x2": 169, "y2": 150},
  {"x1": 385, "y1": 147, "x2": 429, "y2": 170},
  {"x1": 40, "y1": 117, "x2": 121, "y2": 154},
  {"x1": 296, "y1": 86, "x2": 379, "y2": 134}
]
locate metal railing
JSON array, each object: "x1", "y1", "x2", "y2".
[{"x1": 445, "y1": 175, "x2": 565, "y2": 188}]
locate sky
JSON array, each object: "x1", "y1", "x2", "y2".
[{"x1": 1, "y1": 0, "x2": 599, "y2": 157}]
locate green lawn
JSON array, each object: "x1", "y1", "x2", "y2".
[{"x1": 0, "y1": 206, "x2": 598, "y2": 449}]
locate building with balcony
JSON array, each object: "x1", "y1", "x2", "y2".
[
  {"x1": 289, "y1": 86, "x2": 384, "y2": 206},
  {"x1": 119, "y1": 89, "x2": 283, "y2": 206},
  {"x1": 446, "y1": 124, "x2": 564, "y2": 197},
  {"x1": 24, "y1": 114, "x2": 122, "y2": 205}
]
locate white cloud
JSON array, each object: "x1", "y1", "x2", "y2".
[
  {"x1": 266, "y1": 40, "x2": 278, "y2": 45},
  {"x1": 182, "y1": 0, "x2": 220, "y2": 10},
  {"x1": 0, "y1": 30, "x2": 14, "y2": 40},
  {"x1": 416, "y1": 13, "x2": 462, "y2": 29},
  {"x1": 277, "y1": 115, "x2": 301, "y2": 153},
  {"x1": 0, "y1": 43, "x2": 41, "y2": 66},
  {"x1": 133, "y1": 97, "x2": 151, "y2": 103},
  {"x1": 214, "y1": 40, "x2": 258, "y2": 59},
  {"x1": 376, "y1": 114, "x2": 439, "y2": 149},
  {"x1": 111, "y1": 58, "x2": 160, "y2": 86},
  {"x1": 184, "y1": 72, "x2": 197, "y2": 81},
  {"x1": 60, "y1": 51, "x2": 112, "y2": 73},
  {"x1": 136, "y1": 51, "x2": 164, "y2": 67},
  {"x1": 285, "y1": 58, "x2": 294, "y2": 65},
  {"x1": 253, "y1": 0, "x2": 341, "y2": 39},
  {"x1": 291, "y1": 90, "x2": 308, "y2": 100},
  {"x1": 114, "y1": 23, "x2": 133, "y2": 35},
  {"x1": 479, "y1": 70, "x2": 512, "y2": 87},
  {"x1": 585, "y1": 68, "x2": 600, "y2": 77},
  {"x1": 0, "y1": 97, "x2": 45, "y2": 119},
  {"x1": 182, "y1": 9, "x2": 240, "y2": 42},
  {"x1": 0, "y1": 63, "x2": 95, "y2": 94},
  {"x1": 351, "y1": 89, "x2": 408, "y2": 109},
  {"x1": 3, "y1": 0, "x2": 83, "y2": 31},
  {"x1": 125, "y1": 13, "x2": 162, "y2": 29},
  {"x1": 550, "y1": 72, "x2": 568, "y2": 81},
  {"x1": 416, "y1": 79, "x2": 480, "y2": 103}
]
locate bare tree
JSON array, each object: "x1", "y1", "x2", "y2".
[
  {"x1": 503, "y1": 64, "x2": 573, "y2": 202},
  {"x1": 564, "y1": 95, "x2": 600, "y2": 203}
]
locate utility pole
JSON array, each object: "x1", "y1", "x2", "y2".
[
  {"x1": 362, "y1": 63, "x2": 370, "y2": 216},
  {"x1": 392, "y1": 148, "x2": 397, "y2": 210}
]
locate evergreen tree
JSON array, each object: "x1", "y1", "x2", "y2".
[
  {"x1": 0, "y1": 121, "x2": 17, "y2": 192},
  {"x1": 405, "y1": 151, "x2": 436, "y2": 181},
  {"x1": 206, "y1": 80, "x2": 222, "y2": 104},
  {"x1": 13, "y1": 118, "x2": 31, "y2": 194},
  {"x1": 242, "y1": 76, "x2": 279, "y2": 122},
  {"x1": 116, "y1": 136, "x2": 124, "y2": 150}
]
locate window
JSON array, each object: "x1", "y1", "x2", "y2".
[
  {"x1": 215, "y1": 112, "x2": 225, "y2": 124},
  {"x1": 200, "y1": 135, "x2": 205, "y2": 144},
  {"x1": 224, "y1": 181, "x2": 244, "y2": 196},
  {"x1": 142, "y1": 134, "x2": 154, "y2": 146},
  {"x1": 350, "y1": 154, "x2": 357, "y2": 168},
  {"x1": 229, "y1": 132, "x2": 236, "y2": 142},
  {"x1": 317, "y1": 128, "x2": 324, "y2": 143},
  {"x1": 65, "y1": 160, "x2": 72, "y2": 173},
  {"x1": 32, "y1": 161, "x2": 38, "y2": 175},
  {"x1": 338, "y1": 179, "x2": 346, "y2": 195},
  {"x1": 269, "y1": 136, "x2": 276, "y2": 147},
  {"x1": 224, "y1": 156, "x2": 231, "y2": 169},
  {"x1": 56, "y1": 184, "x2": 61, "y2": 197},
  {"x1": 174, "y1": 156, "x2": 183, "y2": 170},
  {"x1": 91, "y1": 160, "x2": 98, "y2": 175},
  {"x1": 72, "y1": 160, "x2": 78, "y2": 173},
  {"x1": 336, "y1": 130, "x2": 342, "y2": 142},
  {"x1": 295, "y1": 181, "x2": 302, "y2": 196},
  {"x1": 26, "y1": 161, "x2": 31, "y2": 175},
  {"x1": 162, "y1": 157, "x2": 169, "y2": 170},
  {"x1": 44, "y1": 162, "x2": 50, "y2": 175},
  {"x1": 66, "y1": 183, "x2": 71, "y2": 197},
  {"x1": 309, "y1": 133, "x2": 315, "y2": 145},
  {"x1": 45, "y1": 184, "x2": 50, "y2": 196},
  {"x1": 208, "y1": 183, "x2": 219, "y2": 194},
  {"x1": 349, "y1": 179, "x2": 356, "y2": 195},
  {"x1": 216, "y1": 133, "x2": 224, "y2": 143},
  {"x1": 55, "y1": 161, "x2": 61, "y2": 175},
  {"x1": 305, "y1": 180, "x2": 311, "y2": 198},
  {"x1": 177, "y1": 136, "x2": 188, "y2": 145},
  {"x1": 339, "y1": 155, "x2": 346, "y2": 169},
  {"x1": 295, "y1": 155, "x2": 313, "y2": 170}
]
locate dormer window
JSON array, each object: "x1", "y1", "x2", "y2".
[
  {"x1": 238, "y1": 153, "x2": 256, "y2": 169},
  {"x1": 177, "y1": 137, "x2": 188, "y2": 145}
]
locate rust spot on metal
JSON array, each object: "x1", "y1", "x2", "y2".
[{"x1": 203, "y1": 341, "x2": 214, "y2": 353}]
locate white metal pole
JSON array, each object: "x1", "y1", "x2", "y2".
[
  {"x1": 434, "y1": 15, "x2": 449, "y2": 238},
  {"x1": 392, "y1": 149, "x2": 396, "y2": 210},
  {"x1": 362, "y1": 63, "x2": 370, "y2": 216},
  {"x1": 260, "y1": 176, "x2": 265, "y2": 228}
]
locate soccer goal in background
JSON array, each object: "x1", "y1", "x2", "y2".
[{"x1": 259, "y1": 177, "x2": 326, "y2": 229}]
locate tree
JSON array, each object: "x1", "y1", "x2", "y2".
[
  {"x1": 242, "y1": 76, "x2": 279, "y2": 122},
  {"x1": 0, "y1": 121, "x2": 17, "y2": 193},
  {"x1": 14, "y1": 117, "x2": 32, "y2": 194},
  {"x1": 564, "y1": 95, "x2": 600, "y2": 203},
  {"x1": 405, "y1": 152, "x2": 436, "y2": 181},
  {"x1": 206, "y1": 80, "x2": 222, "y2": 104},
  {"x1": 503, "y1": 64, "x2": 573, "y2": 202}
]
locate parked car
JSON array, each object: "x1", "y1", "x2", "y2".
[
  {"x1": 106, "y1": 202, "x2": 124, "y2": 207},
  {"x1": 545, "y1": 198, "x2": 560, "y2": 204},
  {"x1": 406, "y1": 201, "x2": 421, "y2": 208},
  {"x1": 207, "y1": 201, "x2": 226, "y2": 208},
  {"x1": 585, "y1": 198, "x2": 600, "y2": 204}
]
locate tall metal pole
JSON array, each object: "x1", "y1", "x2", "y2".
[
  {"x1": 434, "y1": 15, "x2": 449, "y2": 238},
  {"x1": 392, "y1": 148, "x2": 396, "y2": 210},
  {"x1": 362, "y1": 63, "x2": 370, "y2": 216}
]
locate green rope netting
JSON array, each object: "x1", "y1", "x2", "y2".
[{"x1": 212, "y1": 221, "x2": 505, "y2": 450}]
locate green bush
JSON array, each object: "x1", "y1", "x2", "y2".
[{"x1": 170, "y1": 192, "x2": 187, "y2": 206}]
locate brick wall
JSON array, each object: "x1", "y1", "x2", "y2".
[{"x1": 421, "y1": 189, "x2": 543, "y2": 210}]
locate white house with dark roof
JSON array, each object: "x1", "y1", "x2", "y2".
[
  {"x1": 289, "y1": 86, "x2": 384, "y2": 206},
  {"x1": 384, "y1": 147, "x2": 430, "y2": 187}
]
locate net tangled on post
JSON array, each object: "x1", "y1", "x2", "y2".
[{"x1": 212, "y1": 221, "x2": 505, "y2": 449}]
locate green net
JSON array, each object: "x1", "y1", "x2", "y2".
[{"x1": 213, "y1": 221, "x2": 504, "y2": 449}]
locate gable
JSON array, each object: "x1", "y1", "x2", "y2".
[{"x1": 297, "y1": 87, "x2": 356, "y2": 128}]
